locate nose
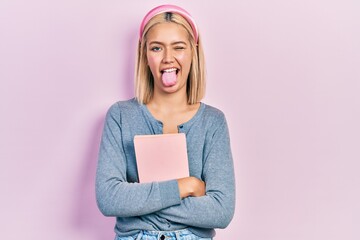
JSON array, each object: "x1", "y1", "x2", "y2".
[{"x1": 162, "y1": 48, "x2": 174, "y2": 63}]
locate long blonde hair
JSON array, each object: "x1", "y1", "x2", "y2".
[{"x1": 135, "y1": 12, "x2": 206, "y2": 104}]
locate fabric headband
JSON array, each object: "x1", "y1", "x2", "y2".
[{"x1": 139, "y1": 4, "x2": 199, "y2": 43}]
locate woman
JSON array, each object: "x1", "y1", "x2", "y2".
[{"x1": 96, "y1": 5, "x2": 235, "y2": 240}]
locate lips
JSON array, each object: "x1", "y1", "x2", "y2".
[{"x1": 161, "y1": 67, "x2": 179, "y2": 74}]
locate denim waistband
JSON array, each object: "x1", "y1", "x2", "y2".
[{"x1": 135, "y1": 229, "x2": 193, "y2": 240}]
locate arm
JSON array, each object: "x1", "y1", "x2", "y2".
[
  {"x1": 95, "y1": 103, "x2": 181, "y2": 217},
  {"x1": 156, "y1": 116, "x2": 236, "y2": 229}
]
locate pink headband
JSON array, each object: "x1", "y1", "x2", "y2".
[{"x1": 139, "y1": 4, "x2": 199, "y2": 43}]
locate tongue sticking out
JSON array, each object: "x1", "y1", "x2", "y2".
[{"x1": 161, "y1": 71, "x2": 177, "y2": 87}]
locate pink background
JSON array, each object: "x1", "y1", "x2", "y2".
[{"x1": 1, "y1": 0, "x2": 359, "y2": 239}]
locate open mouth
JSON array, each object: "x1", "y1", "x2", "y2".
[
  {"x1": 160, "y1": 68, "x2": 179, "y2": 87},
  {"x1": 161, "y1": 68, "x2": 179, "y2": 74}
]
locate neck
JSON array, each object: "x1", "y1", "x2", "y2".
[{"x1": 148, "y1": 89, "x2": 188, "y2": 112}]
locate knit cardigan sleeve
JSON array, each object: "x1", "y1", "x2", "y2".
[
  {"x1": 95, "y1": 103, "x2": 182, "y2": 217},
  {"x1": 156, "y1": 114, "x2": 236, "y2": 229}
]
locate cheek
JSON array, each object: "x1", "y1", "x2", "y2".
[
  {"x1": 176, "y1": 51, "x2": 189, "y2": 61},
  {"x1": 177, "y1": 52, "x2": 192, "y2": 69},
  {"x1": 147, "y1": 55, "x2": 161, "y2": 75},
  {"x1": 147, "y1": 55, "x2": 157, "y2": 67}
]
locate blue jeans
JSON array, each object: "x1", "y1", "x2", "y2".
[{"x1": 115, "y1": 229, "x2": 212, "y2": 240}]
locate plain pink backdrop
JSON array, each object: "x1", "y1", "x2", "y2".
[{"x1": 1, "y1": 0, "x2": 359, "y2": 239}]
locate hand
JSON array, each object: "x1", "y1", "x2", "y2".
[{"x1": 177, "y1": 176, "x2": 206, "y2": 199}]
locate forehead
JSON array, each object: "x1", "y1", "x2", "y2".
[{"x1": 146, "y1": 22, "x2": 189, "y2": 43}]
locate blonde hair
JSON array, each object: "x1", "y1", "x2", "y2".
[{"x1": 135, "y1": 12, "x2": 206, "y2": 104}]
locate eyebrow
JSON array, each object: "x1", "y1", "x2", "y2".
[{"x1": 148, "y1": 41, "x2": 187, "y2": 45}]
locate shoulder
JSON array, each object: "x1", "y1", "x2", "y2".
[
  {"x1": 201, "y1": 103, "x2": 227, "y2": 125},
  {"x1": 107, "y1": 98, "x2": 140, "y2": 114},
  {"x1": 105, "y1": 98, "x2": 142, "y2": 122},
  {"x1": 198, "y1": 103, "x2": 231, "y2": 144}
]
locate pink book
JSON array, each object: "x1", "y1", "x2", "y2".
[{"x1": 134, "y1": 133, "x2": 189, "y2": 183}]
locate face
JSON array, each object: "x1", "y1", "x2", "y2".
[{"x1": 145, "y1": 22, "x2": 192, "y2": 95}]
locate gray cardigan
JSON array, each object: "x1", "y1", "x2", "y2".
[{"x1": 96, "y1": 98, "x2": 235, "y2": 238}]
